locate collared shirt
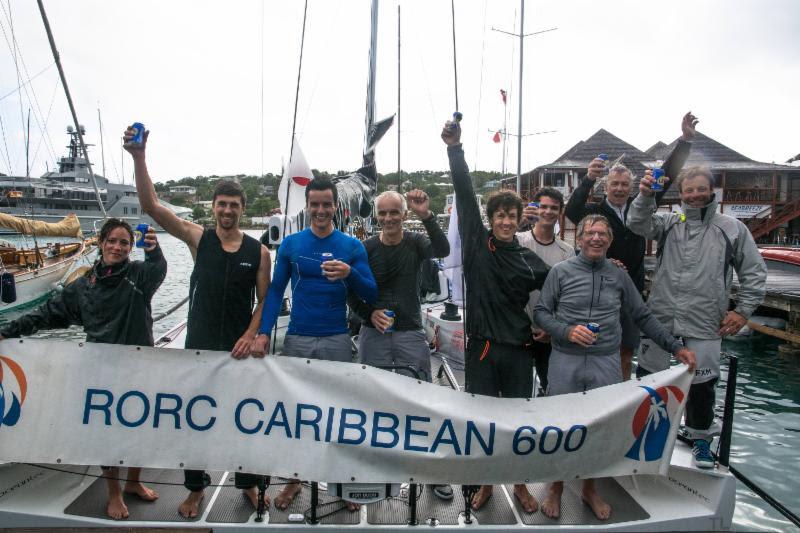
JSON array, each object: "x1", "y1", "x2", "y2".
[{"x1": 605, "y1": 198, "x2": 626, "y2": 222}]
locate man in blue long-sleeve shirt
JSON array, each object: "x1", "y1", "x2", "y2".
[{"x1": 252, "y1": 176, "x2": 377, "y2": 510}]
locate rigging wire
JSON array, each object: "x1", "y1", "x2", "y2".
[
  {"x1": 29, "y1": 76, "x2": 59, "y2": 172},
  {"x1": 0, "y1": 114, "x2": 12, "y2": 173},
  {"x1": 282, "y1": 0, "x2": 309, "y2": 238},
  {"x1": 0, "y1": 62, "x2": 53, "y2": 102},
  {"x1": 472, "y1": 0, "x2": 488, "y2": 169},
  {"x1": 0, "y1": 4, "x2": 58, "y2": 168}
]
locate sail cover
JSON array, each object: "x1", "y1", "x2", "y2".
[{"x1": 0, "y1": 213, "x2": 82, "y2": 239}]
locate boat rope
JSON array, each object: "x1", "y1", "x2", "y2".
[
  {"x1": 0, "y1": 113, "x2": 12, "y2": 174},
  {"x1": 282, "y1": 0, "x2": 309, "y2": 239},
  {"x1": 20, "y1": 462, "x2": 425, "y2": 509},
  {"x1": 152, "y1": 295, "x2": 189, "y2": 323}
]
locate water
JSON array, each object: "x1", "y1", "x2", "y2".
[{"x1": 1, "y1": 232, "x2": 799, "y2": 531}]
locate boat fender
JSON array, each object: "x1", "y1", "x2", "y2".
[{"x1": 1, "y1": 271, "x2": 17, "y2": 303}]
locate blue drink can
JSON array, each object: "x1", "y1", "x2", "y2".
[
  {"x1": 651, "y1": 168, "x2": 665, "y2": 191},
  {"x1": 597, "y1": 153, "x2": 609, "y2": 161},
  {"x1": 527, "y1": 202, "x2": 539, "y2": 222},
  {"x1": 321, "y1": 252, "x2": 333, "y2": 261},
  {"x1": 134, "y1": 223, "x2": 149, "y2": 248},
  {"x1": 384, "y1": 310, "x2": 395, "y2": 332},
  {"x1": 586, "y1": 322, "x2": 600, "y2": 344},
  {"x1": 130, "y1": 122, "x2": 145, "y2": 144}
]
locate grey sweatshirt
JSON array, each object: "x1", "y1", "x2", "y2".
[{"x1": 534, "y1": 253, "x2": 682, "y2": 356}]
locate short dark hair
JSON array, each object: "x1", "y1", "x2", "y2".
[
  {"x1": 305, "y1": 176, "x2": 338, "y2": 205},
  {"x1": 675, "y1": 165, "x2": 714, "y2": 192},
  {"x1": 99, "y1": 218, "x2": 134, "y2": 243},
  {"x1": 213, "y1": 180, "x2": 247, "y2": 207},
  {"x1": 534, "y1": 187, "x2": 564, "y2": 209},
  {"x1": 486, "y1": 190, "x2": 523, "y2": 222}
]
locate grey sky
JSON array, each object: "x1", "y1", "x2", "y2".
[{"x1": 1, "y1": 0, "x2": 798, "y2": 183}]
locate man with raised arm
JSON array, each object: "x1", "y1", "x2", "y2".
[
  {"x1": 348, "y1": 188, "x2": 452, "y2": 501},
  {"x1": 252, "y1": 176, "x2": 377, "y2": 511},
  {"x1": 534, "y1": 214, "x2": 695, "y2": 521},
  {"x1": 516, "y1": 188, "x2": 575, "y2": 394},
  {"x1": 441, "y1": 120, "x2": 550, "y2": 514},
  {"x1": 123, "y1": 126, "x2": 272, "y2": 518},
  {"x1": 564, "y1": 112, "x2": 697, "y2": 380},
  {"x1": 627, "y1": 165, "x2": 766, "y2": 469}
]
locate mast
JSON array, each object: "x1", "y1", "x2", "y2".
[
  {"x1": 516, "y1": 0, "x2": 524, "y2": 193},
  {"x1": 37, "y1": 0, "x2": 107, "y2": 217},
  {"x1": 396, "y1": 3, "x2": 401, "y2": 188},
  {"x1": 97, "y1": 108, "x2": 107, "y2": 183},
  {"x1": 25, "y1": 109, "x2": 30, "y2": 179},
  {"x1": 363, "y1": 0, "x2": 379, "y2": 153}
]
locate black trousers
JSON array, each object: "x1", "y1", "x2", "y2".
[
  {"x1": 465, "y1": 338, "x2": 533, "y2": 399},
  {"x1": 531, "y1": 340, "x2": 551, "y2": 392},
  {"x1": 184, "y1": 470, "x2": 265, "y2": 492}
]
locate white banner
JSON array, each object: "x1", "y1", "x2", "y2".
[
  {"x1": 0, "y1": 340, "x2": 691, "y2": 484},
  {"x1": 724, "y1": 204, "x2": 771, "y2": 219}
]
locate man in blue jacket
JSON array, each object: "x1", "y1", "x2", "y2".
[{"x1": 253, "y1": 176, "x2": 377, "y2": 510}]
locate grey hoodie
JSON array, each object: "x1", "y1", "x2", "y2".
[
  {"x1": 626, "y1": 194, "x2": 767, "y2": 339},
  {"x1": 534, "y1": 253, "x2": 682, "y2": 356}
]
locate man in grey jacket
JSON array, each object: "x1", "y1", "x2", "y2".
[
  {"x1": 627, "y1": 165, "x2": 767, "y2": 468},
  {"x1": 534, "y1": 214, "x2": 695, "y2": 520}
]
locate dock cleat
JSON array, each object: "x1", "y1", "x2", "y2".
[{"x1": 692, "y1": 439, "x2": 715, "y2": 469}]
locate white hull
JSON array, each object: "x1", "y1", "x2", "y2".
[{"x1": 0, "y1": 245, "x2": 84, "y2": 315}]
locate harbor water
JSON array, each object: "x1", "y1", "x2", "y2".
[{"x1": 1, "y1": 232, "x2": 798, "y2": 532}]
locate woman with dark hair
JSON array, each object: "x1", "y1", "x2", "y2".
[{"x1": 0, "y1": 218, "x2": 168, "y2": 520}]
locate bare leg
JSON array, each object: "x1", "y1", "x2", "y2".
[
  {"x1": 179, "y1": 490, "x2": 204, "y2": 518},
  {"x1": 345, "y1": 501, "x2": 361, "y2": 512},
  {"x1": 471, "y1": 484, "x2": 493, "y2": 510},
  {"x1": 274, "y1": 479, "x2": 302, "y2": 510},
  {"x1": 104, "y1": 467, "x2": 129, "y2": 520},
  {"x1": 541, "y1": 481, "x2": 563, "y2": 519},
  {"x1": 243, "y1": 486, "x2": 271, "y2": 510},
  {"x1": 123, "y1": 467, "x2": 159, "y2": 501},
  {"x1": 513, "y1": 483, "x2": 538, "y2": 513},
  {"x1": 582, "y1": 479, "x2": 611, "y2": 520},
  {"x1": 620, "y1": 347, "x2": 633, "y2": 382}
]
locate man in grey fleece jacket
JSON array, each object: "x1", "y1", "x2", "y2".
[{"x1": 533, "y1": 214, "x2": 695, "y2": 521}]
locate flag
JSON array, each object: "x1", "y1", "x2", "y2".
[
  {"x1": 493, "y1": 131, "x2": 502, "y2": 143},
  {"x1": 278, "y1": 136, "x2": 313, "y2": 219},
  {"x1": 500, "y1": 89, "x2": 507, "y2": 104},
  {"x1": 442, "y1": 195, "x2": 464, "y2": 306}
]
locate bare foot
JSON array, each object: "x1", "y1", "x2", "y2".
[
  {"x1": 582, "y1": 483, "x2": 611, "y2": 520},
  {"x1": 541, "y1": 482, "x2": 563, "y2": 519},
  {"x1": 274, "y1": 481, "x2": 302, "y2": 510},
  {"x1": 179, "y1": 490, "x2": 204, "y2": 518},
  {"x1": 124, "y1": 481, "x2": 159, "y2": 501},
  {"x1": 346, "y1": 501, "x2": 361, "y2": 512},
  {"x1": 106, "y1": 493, "x2": 129, "y2": 520},
  {"x1": 243, "y1": 486, "x2": 271, "y2": 510},
  {"x1": 513, "y1": 484, "x2": 538, "y2": 514},
  {"x1": 470, "y1": 485, "x2": 493, "y2": 510}
]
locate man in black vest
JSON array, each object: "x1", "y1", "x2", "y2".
[
  {"x1": 564, "y1": 112, "x2": 696, "y2": 380},
  {"x1": 125, "y1": 126, "x2": 272, "y2": 519}
]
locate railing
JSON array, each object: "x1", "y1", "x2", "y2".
[{"x1": 746, "y1": 198, "x2": 800, "y2": 239}]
